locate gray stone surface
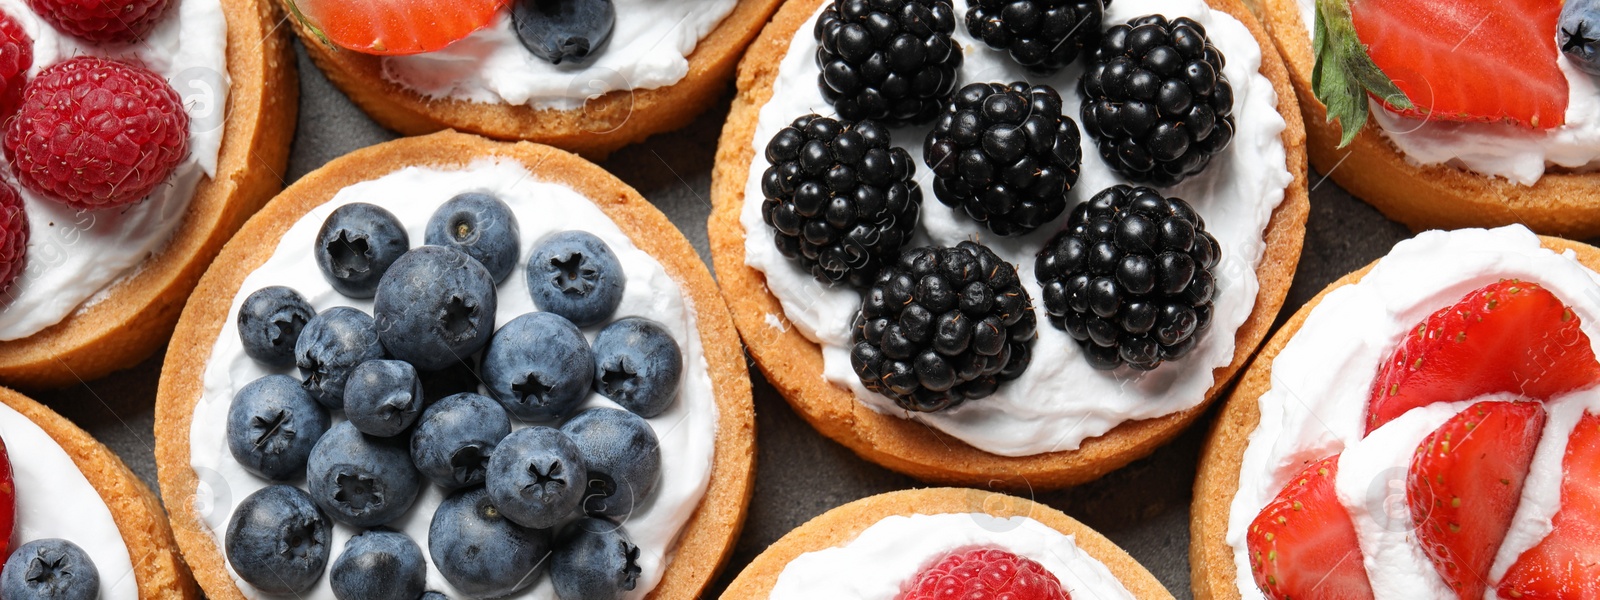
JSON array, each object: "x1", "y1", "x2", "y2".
[{"x1": 29, "y1": 39, "x2": 1426, "y2": 598}]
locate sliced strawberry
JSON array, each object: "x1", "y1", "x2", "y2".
[
  {"x1": 1499, "y1": 411, "x2": 1600, "y2": 599},
  {"x1": 1367, "y1": 280, "x2": 1600, "y2": 433},
  {"x1": 0, "y1": 435, "x2": 11, "y2": 555},
  {"x1": 1407, "y1": 400, "x2": 1545, "y2": 599},
  {"x1": 289, "y1": 0, "x2": 509, "y2": 56},
  {"x1": 1349, "y1": 0, "x2": 1567, "y2": 128},
  {"x1": 1247, "y1": 455, "x2": 1376, "y2": 600}
]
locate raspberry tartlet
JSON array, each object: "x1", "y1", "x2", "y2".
[
  {"x1": 0, "y1": 385, "x2": 196, "y2": 598},
  {"x1": 276, "y1": 0, "x2": 782, "y2": 158},
  {"x1": 1192, "y1": 226, "x2": 1600, "y2": 600},
  {"x1": 721, "y1": 488, "x2": 1172, "y2": 599},
  {"x1": 709, "y1": 0, "x2": 1308, "y2": 488},
  {"x1": 0, "y1": 0, "x2": 297, "y2": 388},
  {"x1": 155, "y1": 131, "x2": 753, "y2": 600}
]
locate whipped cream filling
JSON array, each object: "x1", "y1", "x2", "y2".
[
  {"x1": 0, "y1": 401, "x2": 138, "y2": 599},
  {"x1": 740, "y1": 0, "x2": 1291, "y2": 456},
  {"x1": 1227, "y1": 226, "x2": 1600, "y2": 600},
  {"x1": 768, "y1": 513, "x2": 1136, "y2": 600},
  {"x1": 0, "y1": 0, "x2": 231, "y2": 340},
  {"x1": 1292, "y1": 0, "x2": 1600, "y2": 185},
  {"x1": 381, "y1": 0, "x2": 736, "y2": 110},
  {"x1": 188, "y1": 160, "x2": 718, "y2": 600}
]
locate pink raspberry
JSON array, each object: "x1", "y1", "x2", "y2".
[
  {"x1": 0, "y1": 182, "x2": 28, "y2": 295},
  {"x1": 0, "y1": 11, "x2": 32, "y2": 121},
  {"x1": 24, "y1": 0, "x2": 173, "y2": 44},
  {"x1": 901, "y1": 547, "x2": 1071, "y2": 600}
]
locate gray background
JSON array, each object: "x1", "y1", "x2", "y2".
[{"x1": 29, "y1": 39, "x2": 1422, "y2": 598}]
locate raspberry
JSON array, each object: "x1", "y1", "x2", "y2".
[
  {"x1": 902, "y1": 548, "x2": 1070, "y2": 600},
  {"x1": 0, "y1": 182, "x2": 28, "y2": 295},
  {"x1": 0, "y1": 12, "x2": 32, "y2": 121},
  {"x1": 5, "y1": 57, "x2": 189, "y2": 211},
  {"x1": 24, "y1": 0, "x2": 174, "y2": 44}
]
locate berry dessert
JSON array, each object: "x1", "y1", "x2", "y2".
[
  {"x1": 1257, "y1": 0, "x2": 1600, "y2": 237},
  {"x1": 0, "y1": 0, "x2": 296, "y2": 388},
  {"x1": 0, "y1": 386, "x2": 197, "y2": 598},
  {"x1": 155, "y1": 132, "x2": 753, "y2": 600},
  {"x1": 708, "y1": 0, "x2": 1308, "y2": 488},
  {"x1": 278, "y1": 0, "x2": 782, "y2": 157},
  {"x1": 1191, "y1": 226, "x2": 1600, "y2": 600},
  {"x1": 719, "y1": 488, "x2": 1171, "y2": 600}
]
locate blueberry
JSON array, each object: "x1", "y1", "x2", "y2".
[
  {"x1": 329, "y1": 529, "x2": 426, "y2": 600},
  {"x1": 551, "y1": 518, "x2": 640, "y2": 600},
  {"x1": 425, "y1": 192, "x2": 521, "y2": 284},
  {"x1": 421, "y1": 356, "x2": 483, "y2": 405},
  {"x1": 1563, "y1": 0, "x2": 1600, "y2": 75},
  {"x1": 526, "y1": 231, "x2": 626, "y2": 327},
  {"x1": 237, "y1": 286, "x2": 315, "y2": 368},
  {"x1": 1, "y1": 539, "x2": 99, "y2": 600},
  {"x1": 296, "y1": 306, "x2": 385, "y2": 409},
  {"x1": 316, "y1": 203, "x2": 410, "y2": 298},
  {"x1": 561, "y1": 408, "x2": 659, "y2": 519},
  {"x1": 374, "y1": 246, "x2": 498, "y2": 372},
  {"x1": 225, "y1": 485, "x2": 331, "y2": 595},
  {"x1": 420, "y1": 593, "x2": 447, "y2": 600},
  {"x1": 487, "y1": 426, "x2": 588, "y2": 530},
  {"x1": 306, "y1": 422, "x2": 422, "y2": 527},
  {"x1": 512, "y1": 0, "x2": 615, "y2": 65},
  {"x1": 226, "y1": 374, "x2": 331, "y2": 481},
  {"x1": 591, "y1": 317, "x2": 682, "y2": 418},
  {"x1": 429, "y1": 486, "x2": 553, "y2": 598},
  {"x1": 411, "y1": 393, "x2": 512, "y2": 489},
  {"x1": 343, "y1": 359, "x2": 424, "y2": 437},
  {"x1": 482, "y1": 312, "x2": 595, "y2": 421}
]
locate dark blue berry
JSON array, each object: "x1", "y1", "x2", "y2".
[
  {"x1": 486, "y1": 426, "x2": 587, "y2": 529},
  {"x1": 560, "y1": 407, "x2": 659, "y2": 519},
  {"x1": 374, "y1": 246, "x2": 498, "y2": 372},
  {"x1": 591, "y1": 317, "x2": 682, "y2": 418},
  {"x1": 237, "y1": 286, "x2": 315, "y2": 368},
  {"x1": 1563, "y1": 0, "x2": 1600, "y2": 75},
  {"x1": 511, "y1": 0, "x2": 615, "y2": 65},
  {"x1": 526, "y1": 231, "x2": 626, "y2": 328},
  {"x1": 429, "y1": 486, "x2": 552, "y2": 598},
  {"x1": 425, "y1": 192, "x2": 521, "y2": 284},
  {"x1": 306, "y1": 422, "x2": 422, "y2": 527},
  {"x1": 343, "y1": 359, "x2": 424, "y2": 438},
  {"x1": 295, "y1": 306, "x2": 385, "y2": 409},
  {"x1": 329, "y1": 529, "x2": 426, "y2": 600},
  {"x1": 225, "y1": 485, "x2": 331, "y2": 596},
  {"x1": 551, "y1": 518, "x2": 640, "y2": 600},
  {"x1": 1, "y1": 539, "x2": 99, "y2": 600},
  {"x1": 482, "y1": 312, "x2": 595, "y2": 421},
  {"x1": 315, "y1": 203, "x2": 410, "y2": 299},
  {"x1": 226, "y1": 374, "x2": 330, "y2": 481},
  {"x1": 410, "y1": 392, "x2": 512, "y2": 490}
]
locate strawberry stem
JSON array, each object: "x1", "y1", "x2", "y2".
[{"x1": 1311, "y1": 0, "x2": 1412, "y2": 147}]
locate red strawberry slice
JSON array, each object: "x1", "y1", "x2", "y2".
[
  {"x1": 1408, "y1": 400, "x2": 1546, "y2": 599},
  {"x1": 0, "y1": 435, "x2": 11, "y2": 555},
  {"x1": 1247, "y1": 455, "x2": 1376, "y2": 600},
  {"x1": 289, "y1": 0, "x2": 509, "y2": 56},
  {"x1": 1498, "y1": 411, "x2": 1600, "y2": 599},
  {"x1": 1349, "y1": 0, "x2": 1567, "y2": 128},
  {"x1": 1367, "y1": 280, "x2": 1600, "y2": 433}
]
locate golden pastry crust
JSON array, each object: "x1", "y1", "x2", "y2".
[
  {"x1": 0, "y1": 386, "x2": 197, "y2": 599},
  {"x1": 1188, "y1": 235, "x2": 1600, "y2": 600},
  {"x1": 279, "y1": 0, "x2": 783, "y2": 160},
  {"x1": 0, "y1": 0, "x2": 298, "y2": 390},
  {"x1": 707, "y1": 0, "x2": 1308, "y2": 489},
  {"x1": 720, "y1": 487, "x2": 1173, "y2": 599},
  {"x1": 1254, "y1": 0, "x2": 1600, "y2": 238},
  {"x1": 153, "y1": 131, "x2": 754, "y2": 600}
]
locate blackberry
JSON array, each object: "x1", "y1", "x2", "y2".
[
  {"x1": 815, "y1": 0, "x2": 963, "y2": 125},
  {"x1": 1035, "y1": 184, "x2": 1220, "y2": 370},
  {"x1": 966, "y1": 0, "x2": 1106, "y2": 73},
  {"x1": 762, "y1": 114, "x2": 922, "y2": 288},
  {"x1": 850, "y1": 241, "x2": 1037, "y2": 412},
  {"x1": 924, "y1": 82, "x2": 1082, "y2": 236},
  {"x1": 1079, "y1": 14, "x2": 1235, "y2": 187}
]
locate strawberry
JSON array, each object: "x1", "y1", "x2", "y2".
[
  {"x1": 1366, "y1": 280, "x2": 1600, "y2": 433},
  {"x1": 286, "y1": 0, "x2": 510, "y2": 56},
  {"x1": 1498, "y1": 411, "x2": 1600, "y2": 599},
  {"x1": 1407, "y1": 400, "x2": 1546, "y2": 599},
  {"x1": 1246, "y1": 455, "x2": 1376, "y2": 600},
  {"x1": 0, "y1": 435, "x2": 13, "y2": 556}
]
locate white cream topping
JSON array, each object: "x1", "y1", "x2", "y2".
[
  {"x1": 1227, "y1": 226, "x2": 1600, "y2": 600},
  {"x1": 0, "y1": 0, "x2": 230, "y2": 340},
  {"x1": 381, "y1": 0, "x2": 737, "y2": 110},
  {"x1": 0, "y1": 401, "x2": 138, "y2": 599},
  {"x1": 768, "y1": 513, "x2": 1136, "y2": 600},
  {"x1": 187, "y1": 160, "x2": 718, "y2": 600},
  {"x1": 740, "y1": 0, "x2": 1291, "y2": 456}
]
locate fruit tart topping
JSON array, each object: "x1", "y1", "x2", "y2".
[
  {"x1": 342, "y1": 359, "x2": 425, "y2": 438},
  {"x1": 306, "y1": 421, "x2": 422, "y2": 528},
  {"x1": 4, "y1": 57, "x2": 188, "y2": 211},
  {"x1": 552, "y1": 517, "x2": 642, "y2": 600},
  {"x1": 1079, "y1": 14, "x2": 1235, "y2": 187},
  {"x1": 329, "y1": 529, "x2": 427, "y2": 600},
  {"x1": 1366, "y1": 280, "x2": 1600, "y2": 433},
  {"x1": 26, "y1": 0, "x2": 173, "y2": 44},
  {"x1": 226, "y1": 485, "x2": 331, "y2": 596},
  {"x1": 0, "y1": 182, "x2": 28, "y2": 296},
  {"x1": 1036, "y1": 184, "x2": 1219, "y2": 371},
  {"x1": 1246, "y1": 455, "x2": 1376, "y2": 600},
  {"x1": 850, "y1": 241, "x2": 1037, "y2": 413},
  {"x1": 966, "y1": 0, "x2": 1106, "y2": 74},
  {"x1": 486, "y1": 426, "x2": 588, "y2": 530},
  {"x1": 483, "y1": 311, "x2": 596, "y2": 421},
  {"x1": 237, "y1": 286, "x2": 317, "y2": 369},
  {"x1": 561, "y1": 407, "x2": 661, "y2": 520},
  {"x1": 284, "y1": 0, "x2": 508, "y2": 55},
  {"x1": 527, "y1": 230, "x2": 625, "y2": 327},
  {"x1": 1561, "y1": 0, "x2": 1600, "y2": 76},
  {"x1": 512, "y1": 0, "x2": 616, "y2": 65},
  {"x1": 430, "y1": 486, "x2": 553, "y2": 598},
  {"x1": 762, "y1": 114, "x2": 922, "y2": 288},
  {"x1": 316, "y1": 202, "x2": 411, "y2": 299},
  {"x1": 425, "y1": 192, "x2": 522, "y2": 284},
  {"x1": 409, "y1": 392, "x2": 512, "y2": 490},
  {"x1": 591, "y1": 317, "x2": 683, "y2": 419},
  {"x1": 374, "y1": 246, "x2": 499, "y2": 371},
  {"x1": 295, "y1": 306, "x2": 385, "y2": 409},
  {"x1": 1499, "y1": 411, "x2": 1600, "y2": 598},
  {"x1": 924, "y1": 82, "x2": 1083, "y2": 237},
  {"x1": 0, "y1": 12, "x2": 33, "y2": 122},
  {"x1": 1, "y1": 539, "x2": 100, "y2": 600},
  {"x1": 815, "y1": 0, "x2": 964, "y2": 126},
  {"x1": 900, "y1": 547, "x2": 1069, "y2": 600},
  {"x1": 226, "y1": 374, "x2": 331, "y2": 481},
  {"x1": 1408, "y1": 400, "x2": 1546, "y2": 599}
]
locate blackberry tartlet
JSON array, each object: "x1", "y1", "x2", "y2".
[
  {"x1": 965, "y1": 0, "x2": 1107, "y2": 73},
  {"x1": 815, "y1": 0, "x2": 964, "y2": 125}
]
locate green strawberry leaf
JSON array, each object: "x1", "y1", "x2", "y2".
[
  {"x1": 1311, "y1": 0, "x2": 1412, "y2": 147},
  {"x1": 282, "y1": 0, "x2": 337, "y2": 51}
]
